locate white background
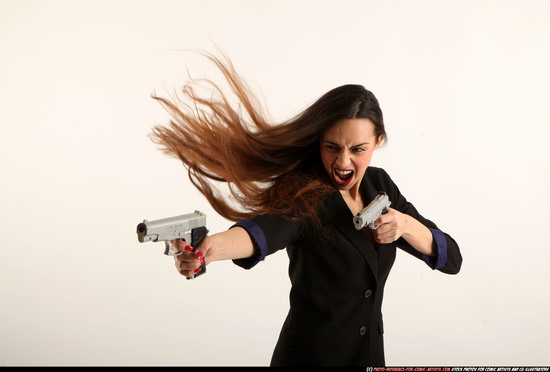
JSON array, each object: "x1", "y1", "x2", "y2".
[{"x1": 1, "y1": 0, "x2": 549, "y2": 366}]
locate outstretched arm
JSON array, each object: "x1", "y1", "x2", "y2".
[{"x1": 172, "y1": 227, "x2": 255, "y2": 278}]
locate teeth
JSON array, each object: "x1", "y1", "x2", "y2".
[{"x1": 335, "y1": 169, "x2": 352, "y2": 175}]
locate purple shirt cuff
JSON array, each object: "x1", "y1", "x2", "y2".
[
  {"x1": 421, "y1": 228, "x2": 448, "y2": 270},
  {"x1": 230, "y1": 220, "x2": 268, "y2": 269}
]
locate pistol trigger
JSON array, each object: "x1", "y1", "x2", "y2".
[
  {"x1": 369, "y1": 222, "x2": 382, "y2": 230},
  {"x1": 164, "y1": 241, "x2": 183, "y2": 256}
]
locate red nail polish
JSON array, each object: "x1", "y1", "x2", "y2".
[
  {"x1": 196, "y1": 252, "x2": 203, "y2": 260},
  {"x1": 194, "y1": 267, "x2": 202, "y2": 273},
  {"x1": 185, "y1": 245, "x2": 194, "y2": 251}
]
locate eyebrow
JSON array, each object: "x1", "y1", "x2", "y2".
[{"x1": 322, "y1": 141, "x2": 370, "y2": 148}]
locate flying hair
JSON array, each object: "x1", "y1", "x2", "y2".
[{"x1": 150, "y1": 50, "x2": 386, "y2": 225}]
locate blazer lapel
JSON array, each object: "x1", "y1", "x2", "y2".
[{"x1": 327, "y1": 191, "x2": 379, "y2": 282}]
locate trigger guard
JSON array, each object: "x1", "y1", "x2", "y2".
[{"x1": 164, "y1": 241, "x2": 184, "y2": 256}]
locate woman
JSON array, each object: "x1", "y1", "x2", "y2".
[{"x1": 151, "y1": 52, "x2": 462, "y2": 366}]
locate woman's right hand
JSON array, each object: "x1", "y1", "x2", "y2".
[
  {"x1": 171, "y1": 236, "x2": 216, "y2": 278},
  {"x1": 171, "y1": 227, "x2": 256, "y2": 279}
]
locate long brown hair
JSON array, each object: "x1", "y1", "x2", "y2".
[{"x1": 150, "y1": 51, "x2": 386, "y2": 224}]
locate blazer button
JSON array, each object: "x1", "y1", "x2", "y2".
[
  {"x1": 359, "y1": 326, "x2": 368, "y2": 336},
  {"x1": 364, "y1": 289, "x2": 373, "y2": 298}
]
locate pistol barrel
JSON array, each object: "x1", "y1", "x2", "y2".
[
  {"x1": 136, "y1": 210, "x2": 206, "y2": 242},
  {"x1": 353, "y1": 193, "x2": 391, "y2": 230}
]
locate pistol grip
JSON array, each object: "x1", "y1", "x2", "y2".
[{"x1": 186, "y1": 226, "x2": 209, "y2": 280}]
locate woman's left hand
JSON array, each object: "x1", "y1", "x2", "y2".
[{"x1": 371, "y1": 208, "x2": 409, "y2": 244}]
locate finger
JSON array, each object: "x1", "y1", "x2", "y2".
[
  {"x1": 175, "y1": 257, "x2": 202, "y2": 276},
  {"x1": 170, "y1": 239, "x2": 185, "y2": 253},
  {"x1": 177, "y1": 265, "x2": 197, "y2": 278},
  {"x1": 171, "y1": 240, "x2": 194, "y2": 257},
  {"x1": 195, "y1": 250, "x2": 206, "y2": 266},
  {"x1": 174, "y1": 251, "x2": 196, "y2": 265},
  {"x1": 374, "y1": 230, "x2": 399, "y2": 244},
  {"x1": 373, "y1": 223, "x2": 391, "y2": 237},
  {"x1": 373, "y1": 224, "x2": 395, "y2": 239},
  {"x1": 376, "y1": 210, "x2": 394, "y2": 225}
]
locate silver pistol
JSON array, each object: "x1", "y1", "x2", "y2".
[
  {"x1": 353, "y1": 193, "x2": 391, "y2": 230},
  {"x1": 136, "y1": 210, "x2": 208, "y2": 279}
]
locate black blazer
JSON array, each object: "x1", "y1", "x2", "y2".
[{"x1": 242, "y1": 167, "x2": 462, "y2": 366}]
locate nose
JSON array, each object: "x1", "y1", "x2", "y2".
[{"x1": 335, "y1": 149, "x2": 352, "y2": 167}]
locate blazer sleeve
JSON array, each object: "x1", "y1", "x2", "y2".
[
  {"x1": 231, "y1": 214, "x2": 304, "y2": 269},
  {"x1": 378, "y1": 168, "x2": 463, "y2": 275}
]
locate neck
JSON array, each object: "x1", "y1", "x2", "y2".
[
  {"x1": 339, "y1": 185, "x2": 364, "y2": 216},
  {"x1": 340, "y1": 183, "x2": 361, "y2": 201}
]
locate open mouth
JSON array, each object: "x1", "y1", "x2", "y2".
[{"x1": 332, "y1": 168, "x2": 354, "y2": 186}]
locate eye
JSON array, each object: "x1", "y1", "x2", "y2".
[
  {"x1": 324, "y1": 144, "x2": 340, "y2": 151},
  {"x1": 352, "y1": 147, "x2": 366, "y2": 153}
]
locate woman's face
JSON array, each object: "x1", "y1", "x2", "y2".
[{"x1": 320, "y1": 118, "x2": 383, "y2": 193}]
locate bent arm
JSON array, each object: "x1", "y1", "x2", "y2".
[
  {"x1": 401, "y1": 214, "x2": 436, "y2": 257},
  {"x1": 373, "y1": 208, "x2": 436, "y2": 256},
  {"x1": 369, "y1": 167, "x2": 462, "y2": 274}
]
